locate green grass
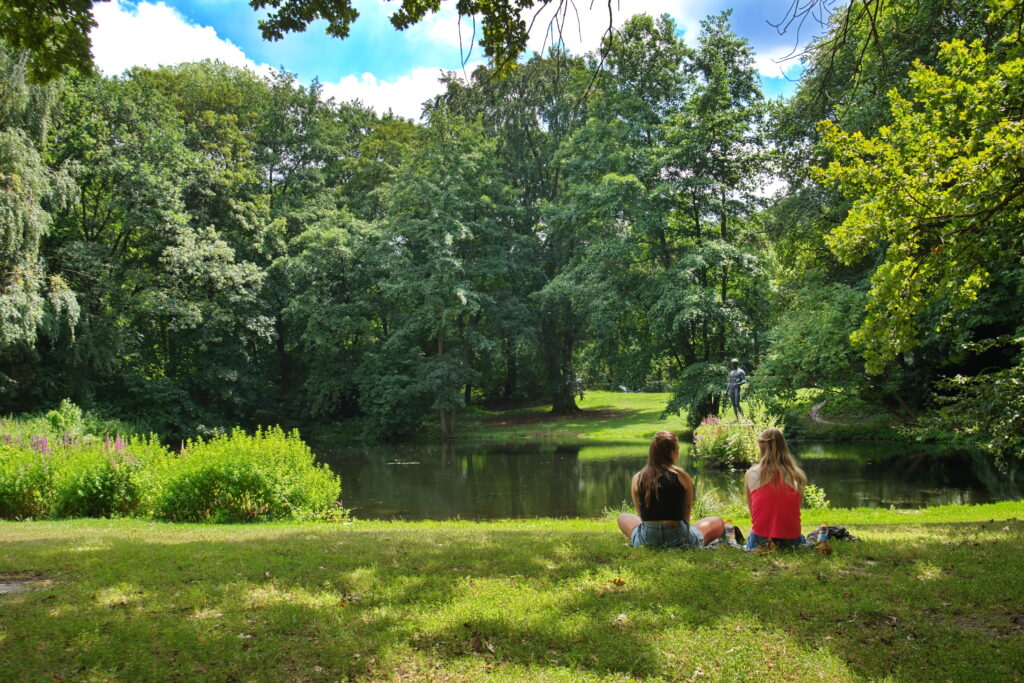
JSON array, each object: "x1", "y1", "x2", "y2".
[
  {"x1": 461, "y1": 391, "x2": 704, "y2": 442},
  {"x1": 3, "y1": 501, "x2": 1023, "y2": 681}
]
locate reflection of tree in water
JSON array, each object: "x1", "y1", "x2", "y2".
[
  {"x1": 314, "y1": 441, "x2": 1024, "y2": 519},
  {"x1": 504, "y1": 453, "x2": 523, "y2": 518},
  {"x1": 551, "y1": 445, "x2": 580, "y2": 517},
  {"x1": 966, "y1": 451, "x2": 1022, "y2": 502}
]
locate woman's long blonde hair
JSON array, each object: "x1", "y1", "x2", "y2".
[
  {"x1": 637, "y1": 430, "x2": 692, "y2": 506},
  {"x1": 756, "y1": 428, "x2": 806, "y2": 490}
]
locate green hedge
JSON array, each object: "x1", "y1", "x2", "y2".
[{"x1": 0, "y1": 418, "x2": 342, "y2": 522}]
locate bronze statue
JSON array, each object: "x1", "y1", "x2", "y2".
[{"x1": 726, "y1": 358, "x2": 746, "y2": 421}]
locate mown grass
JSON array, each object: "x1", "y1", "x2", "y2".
[
  {"x1": 2, "y1": 501, "x2": 1022, "y2": 681},
  {"x1": 461, "y1": 391, "x2": 711, "y2": 442}
]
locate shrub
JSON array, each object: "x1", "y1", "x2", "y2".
[
  {"x1": 692, "y1": 412, "x2": 784, "y2": 469},
  {"x1": 0, "y1": 446, "x2": 55, "y2": 519},
  {"x1": 154, "y1": 427, "x2": 341, "y2": 523},
  {"x1": 802, "y1": 483, "x2": 831, "y2": 510},
  {"x1": 46, "y1": 399, "x2": 84, "y2": 436},
  {"x1": 51, "y1": 454, "x2": 142, "y2": 518}
]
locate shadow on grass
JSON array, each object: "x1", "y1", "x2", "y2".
[{"x1": 2, "y1": 519, "x2": 1023, "y2": 680}]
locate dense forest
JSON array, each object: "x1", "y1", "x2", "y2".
[{"x1": 0, "y1": 2, "x2": 1021, "y2": 456}]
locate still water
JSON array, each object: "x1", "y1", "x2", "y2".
[{"x1": 315, "y1": 440, "x2": 1024, "y2": 520}]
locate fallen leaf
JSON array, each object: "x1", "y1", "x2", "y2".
[{"x1": 611, "y1": 578, "x2": 625, "y2": 586}]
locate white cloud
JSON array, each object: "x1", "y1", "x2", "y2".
[
  {"x1": 91, "y1": 0, "x2": 471, "y2": 120},
  {"x1": 91, "y1": 0, "x2": 273, "y2": 76},
  {"x1": 320, "y1": 63, "x2": 483, "y2": 120},
  {"x1": 753, "y1": 45, "x2": 805, "y2": 80}
]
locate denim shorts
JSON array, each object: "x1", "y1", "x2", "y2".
[
  {"x1": 630, "y1": 521, "x2": 705, "y2": 549},
  {"x1": 745, "y1": 531, "x2": 810, "y2": 550}
]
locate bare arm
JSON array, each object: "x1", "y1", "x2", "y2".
[
  {"x1": 630, "y1": 473, "x2": 641, "y2": 514},
  {"x1": 744, "y1": 467, "x2": 758, "y2": 512}
]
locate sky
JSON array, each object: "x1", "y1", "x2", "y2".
[{"x1": 90, "y1": 0, "x2": 822, "y2": 120}]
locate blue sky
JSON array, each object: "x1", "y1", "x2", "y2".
[{"x1": 91, "y1": 0, "x2": 818, "y2": 118}]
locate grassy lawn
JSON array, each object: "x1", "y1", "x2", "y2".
[
  {"x1": 461, "y1": 391, "x2": 697, "y2": 442},
  {"x1": 2, "y1": 502, "x2": 1023, "y2": 681}
]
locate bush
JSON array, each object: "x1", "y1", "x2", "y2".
[
  {"x1": 153, "y1": 427, "x2": 341, "y2": 523},
  {"x1": 52, "y1": 454, "x2": 142, "y2": 518},
  {"x1": 692, "y1": 412, "x2": 784, "y2": 469},
  {"x1": 47, "y1": 399, "x2": 84, "y2": 436},
  {"x1": 0, "y1": 446, "x2": 55, "y2": 519},
  {"x1": 802, "y1": 484, "x2": 831, "y2": 510},
  {"x1": 0, "y1": 420, "x2": 342, "y2": 523}
]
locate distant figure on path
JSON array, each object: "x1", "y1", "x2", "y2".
[
  {"x1": 744, "y1": 428, "x2": 810, "y2": 550},
  {"x1": 617, "y1": 431, "x2": 725, "y2": 549},
  {"x1": 726, "y1": 358, "x2": 746, "y2": 421}
]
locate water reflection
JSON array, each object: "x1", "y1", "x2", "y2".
[{"x1": 314, "y1": 440, "x2": 1024, "y2": 520}]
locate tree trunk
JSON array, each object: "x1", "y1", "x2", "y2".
[
  {"x1": 503, "y1": 338, "x2": 517, "y2": 402},
  {"x1": 541, "y1": 306, "x2": 579, "y2": 415}
]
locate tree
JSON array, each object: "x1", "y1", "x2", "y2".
[
  {"x1": 361, "y1": 109, "x2": 510, "y2": 438},
  {"x1": 814, "y1": 35, "x2": 1024, "y2": 372},
  {"x1": 0, "y1": 0, "x2": 96, "y2": 83},
  {"x1": 435, "y1": 50, "x2": 588, "y2": 411},
  {"x1": 0, "y1": 46, "x2": 78, "y2": 399}
]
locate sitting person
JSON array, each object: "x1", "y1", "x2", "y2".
[
  {"x1": 744, "y1": 427, "x2": 809, "y2": 549},
  {"x1": 617, "y1": 430, "x2": 725, "y2": 549}
]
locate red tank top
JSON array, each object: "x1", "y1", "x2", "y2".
[{"x1": 749, "y1": 475, "x2": 802, "y2": 539}]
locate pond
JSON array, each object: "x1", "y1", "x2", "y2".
[{"x1": 314, "y1": 440, "x2": 1024, "y2": 521}]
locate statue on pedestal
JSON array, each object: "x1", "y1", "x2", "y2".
[{"x1": 726, "y1": 358, "x2": 746, "y2": 421}]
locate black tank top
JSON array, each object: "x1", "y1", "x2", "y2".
[{"x1": 638, "y1": 471, "x2": 688, "y2": 521}]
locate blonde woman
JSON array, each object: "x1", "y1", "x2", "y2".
[
  {"x1": 617, "y1": 430, "x2": 725, "y2": 549},
  {"x1": 744, "y1": 427, "x2": 809, "y2": 549}
]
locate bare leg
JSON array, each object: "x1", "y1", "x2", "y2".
[
  {"x1": 617, "y1": 513, "x2": 642, "y2": 540},
  {"x1": 694, "y1": 516, "x2": 725, "y2": 546}
]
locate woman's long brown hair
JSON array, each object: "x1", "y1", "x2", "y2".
[
  {"x1": 637, "y1": 430, "x2": 692, "y2": 506},
  {"x1": 756, "y1": 428, "x2": 807, "y2": 490}
]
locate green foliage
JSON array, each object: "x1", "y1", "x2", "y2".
[
  {"x1": 153, "y1": 427, "x2": 340, "y2": 523},
  {"x1": 0, "y1": 445, "x2": 53, "y2": 519},
  {"x1": 665, "y1": 362, "x2": 727, "y2": 430},
  {"x1": 46, "y1": 398, "x2": 83, "y2": 435},
  {"x1": 0, "y1": 420, "x2": 341, "y2": 522},
  {"x1": 692, "y1": 412, "x2": 784, "y2": 469},
  {"x1": 51, "y1": 451, "x2": 142, "y2": 519},
  {"x1": 814, "y1": 31, "x2": 1024, "y2": 373},
  {"x1": 692, "y1": 415, "x2": 756, "y2": 468},
  {"x1": 0, "y1": 1, "x2": 96, "y2": 83},
  {"x1": 752, "y1": 274, "x2": 868, "y2": 402},
  {"x1": 802, "y1": 483, "x2": 831, "y2": 510},
  {"x1": 933, "y1": 338, "x2": 1024, "y2": 460}
]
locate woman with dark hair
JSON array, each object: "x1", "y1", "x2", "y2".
[{"x1": 617, "y1": 430, "x2": 725, "y2": 549}]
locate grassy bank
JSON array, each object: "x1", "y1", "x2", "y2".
[
  {"x1": 2, "y1": 501, "x2": 1023, "y2": 681},
  {"x1": 460, "y1": 391, "x2": 690, "y2": 441}
]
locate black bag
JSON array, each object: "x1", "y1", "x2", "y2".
[{"x1": 807, "y1": 525, "x2": 858, "y2": 543}]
